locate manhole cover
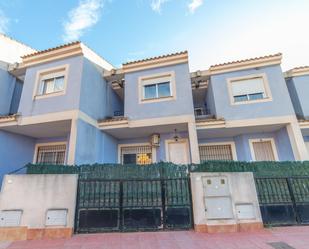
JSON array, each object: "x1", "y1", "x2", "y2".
[{"x1": 268, "y1": 242, "x2": 295, "y2": 249}]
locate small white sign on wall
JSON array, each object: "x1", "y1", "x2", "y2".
[
  {"x1": 46, "y1": 209, "x2": 68, "y2": 226},
  {"x1": 0, "y1": 210, "x2": 22, "y2": 227}
]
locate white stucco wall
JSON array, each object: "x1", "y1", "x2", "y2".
[
  {"x1": 0, "y1": 174, "x2": 78, "y2": 228},
  {"x1": 0, "y1": 34, "x2": 36, "y2": 64},
  {"x1": 190, "y1": 172, "x2": 262, "y2": 226}
]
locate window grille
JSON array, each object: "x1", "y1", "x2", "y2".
[
  {"x1": 252, "y1": 141, "x2": 275, "y2": 161},
  {"x1": 121, "y1": 146, "x2": 152, "y2": 165},
  {"x1": 36, "y1": 144, "x2": 66, "y2": 164},
  {"x1": 199, "y1": 144, "x2": 233, "y2": 161}
]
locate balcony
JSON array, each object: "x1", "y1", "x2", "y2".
[{"x1": 194, "y1": 108, "x2": 215, "y2": 120}]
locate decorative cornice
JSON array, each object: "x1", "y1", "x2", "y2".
[
  {"x1": 284, "y1": 66, "x2": 309, "y2": 78},
  {"x1": 122, "y1": 51, "x2": 188, "y2": 73},
  {"x1": 209, "y1": 53, "x2": 282, "y2": 75},
  {"x1": 21, "y1": 42, "x2": 83, "y2": 67}
]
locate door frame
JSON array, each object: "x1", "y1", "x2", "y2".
[
  {"x1": 249, "y1": 138, "x2": 279, "y2": 161},
  {"x1": 165, "y1": 138, "x2": 190, "y2": 163}
]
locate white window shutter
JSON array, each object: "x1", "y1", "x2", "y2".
[
  {"x1": 231, "y1": 77, "x2": 265, "y2": 96},
  {"x1": 0, "y1": 210, "x2": 22, "y2": 227},
  {"x1": 46, "y1": 209, "x2": 67, "y2": 226}
]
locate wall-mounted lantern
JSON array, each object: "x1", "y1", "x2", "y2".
[{"x1": 150, "y1": 134, "x2": 160, "y2": 147}]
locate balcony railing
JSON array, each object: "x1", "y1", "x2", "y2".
[{"x1": 194, "y1": 108, "x2": 215, "y2": 119}]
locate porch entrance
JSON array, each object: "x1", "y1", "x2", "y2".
[
  {"x1": 166, "y1": 139, "x2": 190, "y2": 164},
  {"x1": 255, "y1": 176, "x2": 309, "y2": 226},
  {"x1": 74, "y1": 165, "x2": 193, "y2": 233}
]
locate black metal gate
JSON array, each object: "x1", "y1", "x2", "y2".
[
  {"x1": 75, "y1": 177, "x2": 193, "y2": 233},
  {"x1": 255, "y1": 176, "x2": 309, "y2": 226}
]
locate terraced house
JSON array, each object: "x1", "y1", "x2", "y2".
[{"x1": 1, "y1": 34, "x2": 309, "y2": 183}]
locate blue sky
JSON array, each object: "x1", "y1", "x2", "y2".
[{"x1": 0, "y1": 0, "x2": 308, "y2": 70}]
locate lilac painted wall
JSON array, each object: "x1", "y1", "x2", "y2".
[
  {"x1": 198, "y1": 127, "x2": 294, "y2": 161},
  {"x1": 209, "y1": 65, "x2": 295, "y2": 120},
  {"x1": 124, "y1": 63, "x2": 194, "y2": 120},
  {"x1": 18, "y1": 56, "x2": 84, "y2": 116},
  {"x1": 286, "y1": 75, "x2": 309, "y2": 119}
]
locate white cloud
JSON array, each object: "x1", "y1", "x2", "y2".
[
  {"x1": 62, "y1": 0, "x2": 104, "y2": 42},
  {"x1": 188, "y1": 0, "x2": 203, "y2": 14},
  {"x1": 151, "y1": 0, "x2": 169, "y2": 13},
  {"x1": 0, "y1": 9, "x2": 10, "y2": 33}
]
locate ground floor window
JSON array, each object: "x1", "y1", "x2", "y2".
[
  {"x1": 36, "y1": 144, "x2": 66, "y2": 164},
  {"x1": 249, "y1": 139, "x2": 278, "y2": 161},
  {"x1": 199, "y1": 143, "x2": 235, "y2": 161},
  {"x1": 120, "y1": 145, "x2": 152, "y2": 165}
]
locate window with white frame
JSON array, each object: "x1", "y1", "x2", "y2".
[
  {"x1": 35, "y1": 66, "x2": 68, "y2": 98},
  {"x1": 199, "y1": 144, "x2": 234, "y2": 161},
  {"x1": 229, "y1": 76, "x2": 270, "y2": 103},
  {"x1": 37, "y1": 76, "x2": 65, "y2": 96},
  {"x1": 144, "y1": 82, "x2": 171, "y2": 99},
  {"x1": 139, "y1": 72, "x2": 175, "y2": 102},
  {"x1": 36, "y1": 144, "x2": 66, "y2": 164},
  {"x1": 250, "y1": 139, "x2": 277, "y2": 161},
  {"x1": 121, "y1": 145, "x2": 152, "y2": 165}
]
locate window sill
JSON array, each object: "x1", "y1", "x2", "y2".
[
  {"x1": 140, "y1": 95, "x2": 175, "y2": 104},
  {"x1": 34, "y1": 91, "x2": 65, "y2": 100},
  {"x1": 231, "y1": 97, "x2": 272, "y2": 106}
]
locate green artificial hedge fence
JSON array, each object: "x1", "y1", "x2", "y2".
[{"x1": 25, "y1": 161, "x2": 309, "y2": 178}]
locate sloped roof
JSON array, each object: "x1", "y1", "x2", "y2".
[{"x1": 123, "y1": 51, "x2": 188, "y2": 66}]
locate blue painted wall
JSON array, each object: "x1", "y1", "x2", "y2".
[
  {"x1": 18, "y1": 56, "x2": 84, "y2": 116},
  {"x1": 79, "y1": 58, "x2": 123, "y2": 120},
  {"x1": 0, "y1": 131, "x2": 35, "y2": 184},
  {"x1": 124, "y1": 63, "x2": 194, "y2": 120},
  {"x1": 9, "y1": 79, "x2": 23, "y2": 114},
  {"x1": 198, "y1": 128, "x2": 294, "y2": 161},
  {"x1": 74, "y1": 119, "x2": 118, "y2": 165},
  {"x1": 205, "y1": 82, "x2": 217, "y2": 116},
  {"x1": 0, "y1": 66, "x2": 16, "y2": 115},
  {"x1": 286, "y1": 75, "x2": 309, "y2": 119},
  {"x1": 118, "y1": 131, "x2": 189, "y2": 162},
  {"x1": 209, "y1": 65, "x2": 295, "y2": 120}
]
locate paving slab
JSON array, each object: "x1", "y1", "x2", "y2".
[{"x1": 3, "y1": 226, "x2": 309, "y2": 249}]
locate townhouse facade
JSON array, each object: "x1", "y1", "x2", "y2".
[{"x1": 1, "y1": 35, "x2": 309, "y2": 183}]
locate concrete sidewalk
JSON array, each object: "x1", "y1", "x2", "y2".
[{"x1": 3, "y1": 226, "x2": 309, "y2": 249}]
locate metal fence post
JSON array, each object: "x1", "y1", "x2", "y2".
[
  {"x1": 161, "y1": 178, "x2": 166, "y2": 229},
  {"x1": 286, "y1": 177, "x2": 301, "y2": 224}
]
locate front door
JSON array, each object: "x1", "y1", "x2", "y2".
[{"x1": 166, "y1": 139, "x2": 190, "y2": 164}]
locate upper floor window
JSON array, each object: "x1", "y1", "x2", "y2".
[
  {"x1": 227, "y1": 74, "x2": 272, "y2": 105},
  {"x1": 33, "y1": 65, "x2": 69, "y2": 99},
  {"x1": 144, "y1": 82, "x2": 171, "y2": 99},
  {"x1": 139, "y1": 71, "x2": 176, "y2": 103},
  {"x1": 38, "y1": 76, "x2": 65, "y2": 95}
]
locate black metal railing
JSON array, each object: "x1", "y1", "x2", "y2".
[
  {"x1": 255, "y1": 176, "x2": 309, "y2": 226},
  {"x1": 75, "y1": 177, "x2": 192, "y2": 233}
]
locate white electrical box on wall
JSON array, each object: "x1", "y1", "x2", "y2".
[
  {"x1": 204, "y1": 197, "x2": 234, "y2": 219},
  {"x1": 202, "y1": 176, "x2": 230, "y2": 197},
  {"x1": 46, "y1": 209, "x2": 68, "y2": 226},
  {"x1": 0, "y1": 210, "x2": 22, "y2": 227},
  {"x1": 235, "y1": 204, "x2": 256, "y2": 220}
]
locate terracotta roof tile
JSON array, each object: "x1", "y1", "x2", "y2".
[
  {"x1": 210, "y1": 53, "x2": 282, "y2": 68},
  {"x1": 21, "y1": 41, "x2": 81, "y2": 59},
  {"x1": 123, "y1": 51, "x2": 188, "y2": 66},
  {"x1": 288, "y1": 66, "x2": 309, "y2": 71}
]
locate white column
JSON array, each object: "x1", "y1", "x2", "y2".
[
  {"x1": 67, "y1": 118, "x2": 78, "y2": 165},
  {"x1": 286, "y1": 119, "x2": 309, "y2": 161},
  {"x1": 188, "y1": 122, "x2": 200, "y2": 164}
]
